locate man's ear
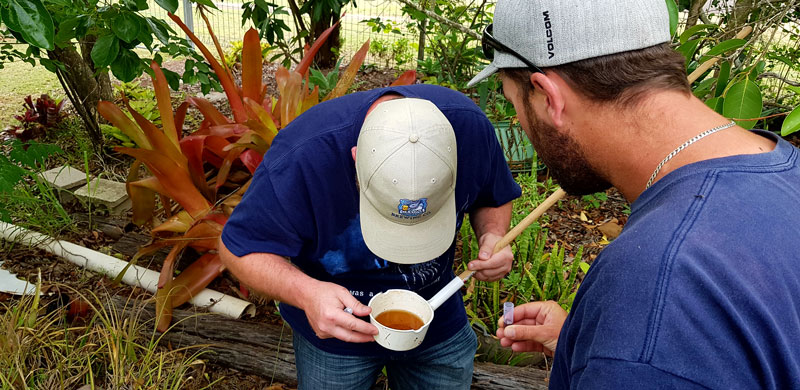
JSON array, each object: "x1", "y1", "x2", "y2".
[
  {"x1": 530, "y1": 72, "x2": 567, "y2": 128},
  {"x1": 351, "y1": 146, "x2": 357, "y2": 162}
]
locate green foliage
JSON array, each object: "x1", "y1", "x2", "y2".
[
  {"x1": 100, "y1": 81, "x2": 163, "y2": 148},
  {"x1": 224, "y1": 39, "x2": 274, "y2": 66},
  {"x1": 0, "y1": 283, "x2": 217, "y2": 388},
  {"x1": 581, "y1": 192, "x2": 608, "y2": 210},
  {"x1": 782, "y1": 105, "x2": 800, "y2": 136},
  {"x1": 461, "y1": 180, "x2": 583, "y2": 334},
  {"x1": 679, "y1": 23, "x2": 796, "y2": 133},
  {"x1": 242, "y1": 0, "x2": 355, "y2": 67},
  {"x1": 0, "y1": 140, "x2": 71, "y2": 234},
  {"x1": 240, "y1": 0, "x2": 294, "y2": 65},
  {"x1": 308, "y1": 58, "x2": 343, "y2": 98},
  {"x1": 405, "y1": 0, "x2": 492, "y2": 89},
  {"x1": 362, "y1": 17, "x2": 404, "y2": 34},
  {"x1": 0, "y1": 0, "x2": 219, "y2": 90}
]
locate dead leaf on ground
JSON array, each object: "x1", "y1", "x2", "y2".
[{"x1": 597, "y1": 218, "x2": 623, "y2": 240}]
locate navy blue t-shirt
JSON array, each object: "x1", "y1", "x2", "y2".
[
  {"x1": 222, "y1": 84, "x2": 521, "y2": 355},
  {"x1": 550, "y1": 131, "x2": 800, "y2": 389}
]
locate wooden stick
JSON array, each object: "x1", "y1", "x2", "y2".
[
  {"x1": 458, "y1": 188, "x2": 567, "y2": 281},
  {"x1": 687, "y1": 26, "x2": 753, "y2": 84}
]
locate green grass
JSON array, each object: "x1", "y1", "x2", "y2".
[{"x1": 0, "y1": 60, "x2": 64, "y2": 128}]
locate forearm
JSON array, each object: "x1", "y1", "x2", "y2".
[
  {"x1": 470, "y1": 201, "x2": 513, "y2": 240},
  {"x1": 218, "y1": 239, "x2": 318, "y2": 311}
]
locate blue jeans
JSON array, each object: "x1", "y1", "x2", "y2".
[{"x1": 293, "y1": 321, "x2": 477, "y2": 390}]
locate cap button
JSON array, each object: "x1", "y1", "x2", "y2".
[{"x1": 409, "y1": 134, "x2": 419, "y2": 143}]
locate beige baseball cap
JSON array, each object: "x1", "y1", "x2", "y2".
[{"x1": 356, "y1": 98, "x2": 458, "y2": 264}]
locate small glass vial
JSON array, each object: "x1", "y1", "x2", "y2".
[{"x1": 503, "y1": 302, "x2": 514, "y2": 326}]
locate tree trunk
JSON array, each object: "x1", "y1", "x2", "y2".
[
  {"x1": 106, "y1": 296, "x2": 550, "y2": 389},
  {"x1": 686, "y1": 0, "x2": 708, "y2": 29},
  {"x1": 417, "y1": 19, "x2": 427, "y2": 62},
  {"x1": 48, "y1": 44, "x2": 109, "y2": 150},
  {"x1": 311, "y1": 11, "x2": 340, "y2": 69},
  {"x1": 79, "y1": 36, "x2": 114, "y2": 103}
]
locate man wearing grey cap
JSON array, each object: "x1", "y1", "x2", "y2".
[
  {"x1": 219, "y1": 84, "x2": 521, "y2": 389},
  {"x1": 477, "y1": 0, "x2": 800, "y2": 388}
]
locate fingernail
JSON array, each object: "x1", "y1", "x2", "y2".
[
  {"x1": 480, "y1": 251, "x2": 489, "y2": 258},
  {"x1": 505, "y1": 327, "x2": 515, "y2": 338},
  {"x1": 468, "y1": 263, "x2": 474, "y2": 270}
]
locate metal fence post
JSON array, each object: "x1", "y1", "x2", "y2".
[{"x1": 183, "y1": 0, "x2": 194, "y2": 48}]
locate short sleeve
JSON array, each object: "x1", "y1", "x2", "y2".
[
  {"x1": 468, "y1": 115, "x2": 521, "y2": 212},
  {"x1": 569, "y1": 358, "x2": 708, "y2": 390},
  {"x1": 221, "y1": 164, "x2": 306, "y2": 258}
]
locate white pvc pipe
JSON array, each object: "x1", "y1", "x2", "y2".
[{"x1": 0, "y1": 222, "x2": 255, "y2": 319}]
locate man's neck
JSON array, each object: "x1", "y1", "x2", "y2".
[{"x1": 576, "y1": 91, "x2": 776, "y2": 202}]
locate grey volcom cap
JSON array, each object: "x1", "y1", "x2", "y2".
[{"x1": 467, "y1": 0, "x2": 671, "y2": 87}]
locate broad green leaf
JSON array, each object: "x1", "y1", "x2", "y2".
[
  {"x1": 146, "y1": 17, "x2": 170, "y2": 44},
  {"x1": 715, "y1": 61, "x2": 731, "y2": 97},
  {"x1": 74, "y1": 14, "x2": 93, "y2": 38},
  {"x1": 781, "y1": 105, "x2": 800, "y2": 137},
  {"x1": 39, "y1": 58, "x2": 64, "y2": 72},
  {"x1": 163, "y1": 68, "x2": 180, "y2": 90},
  {"x1": 137, "y1": 18, "x2": 153, "y2": 49},
  {"x1": 723, "y1": 79, "x2": 762, "y2": 130},
  {"x1": 5, "y1": 0, "x2": 54, "y2": 50},
  {"x1": 748, "y1": 60, "x2": 766, "y2": 81},
  {"x1": 110, "y1": 49, "x2": 141, "y2": 82},
  {"x1": 693, "y1": 78, "x2": 716, "y2": 99},
  {"x1": 0, "y1": 7, "x2": 20, "y2": 31},
  {"x1": 112, "y1": 12, "x2": 140, "y2": 43},
  {"x1": 91, "y1": 34, "x2": 119, "y2": 68},
  {"x1": 55, "y1": 17, "x2": 80, "y2": 45},
  {"x1": 699, "y1": 39, "x2": 746, "y2": 63},
  {"x1": 705, "y1": 97, "x2": 725, "y2": 114},
  {"x1": 677, "y1": 39, "x2": 702, "y2": 66},
  {"x1": 665, "y1": 0, "x2": 678, "y2": 37},
  {"x1": 679, "y1": 24, "x2": 717, "y2": 44},
  {"x1": 154, "y1": 0, "x2": 177, "y2": 12}
]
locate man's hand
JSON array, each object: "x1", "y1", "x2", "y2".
[
  {"x1": 303, "y1": 280, "x2": 379, "y2": 343},
  {"x1": 496, "y1": 301, "x2": 567, "y2": 356},
  {"x1": 468, "y1": 232, "x2": 513, "y2": 281}
]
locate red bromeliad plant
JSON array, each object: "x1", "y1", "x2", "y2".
[{"x1": 98, "y1": 8, "x2": 416, "y2": 331}]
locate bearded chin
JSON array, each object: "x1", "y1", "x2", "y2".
[{"x1": 525, "y1": 114, "x2": 612, "y2": 196}]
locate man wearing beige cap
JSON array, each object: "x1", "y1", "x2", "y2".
[
  {"x1": 219, "y1": 84, "x2": 521, "y2": 389},
  {"x1": 474, "y1": 0, "x2": 800, "y2": 388}
]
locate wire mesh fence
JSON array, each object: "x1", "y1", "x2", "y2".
[{"x1": 145, "y1": 0, "x2": 416, "y2": 66}]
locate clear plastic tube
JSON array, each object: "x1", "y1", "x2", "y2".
[{"x1": 503, "y1": 301, "x2": 514, "y2": 326}]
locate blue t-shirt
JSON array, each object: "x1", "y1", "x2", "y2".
[
  {"x1": 550, "y1": 131, "x2": 800, "y2": 389},
  {"x1": 222, "y1": 84, "x2": 521, "y2": 356}
]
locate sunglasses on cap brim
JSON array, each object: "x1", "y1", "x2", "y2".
[{"x1": 481, "y1": 23, "x2": 546, "y2": 75}]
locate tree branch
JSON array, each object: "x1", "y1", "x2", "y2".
[
  {"x1": 759, "y1": 72, "x2": 800, "y2": 86},
  {"x1": 394, "y1": 0, "x2": 481, "y2": 40}
]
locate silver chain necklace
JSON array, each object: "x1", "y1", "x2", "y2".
[{"x1": 645, "y1": 121, "x2": 737, "y2": 189}]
